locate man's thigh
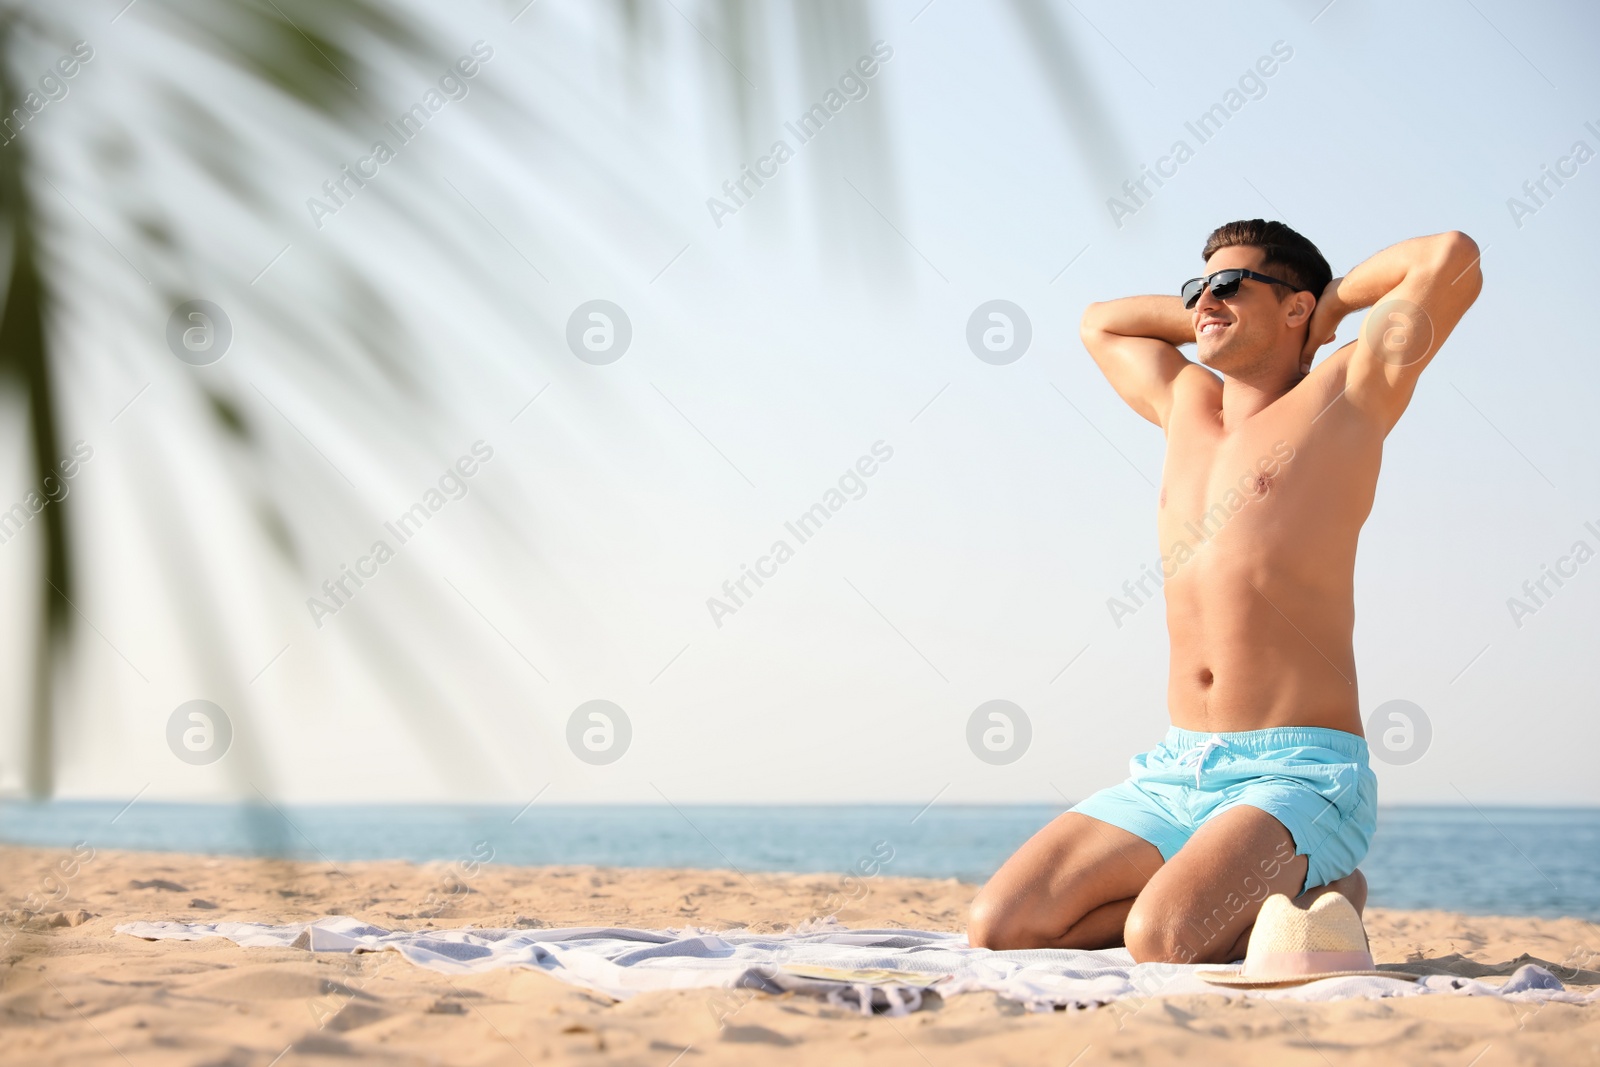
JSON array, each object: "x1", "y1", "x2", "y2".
[
  {"x1": 1124, "y1": 804, "x2": 1307, "y2": 964},
  {"x1": 968, "y1": 812, "x2": 1163, "y2": 950}
]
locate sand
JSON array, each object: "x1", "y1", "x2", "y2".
[{"x1": 3, "y1": 844, "x2": 1598, "y2": 1066}]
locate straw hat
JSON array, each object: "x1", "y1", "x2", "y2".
[{"x1": 1197, "y1": 891, "x2": 1420, "y2": 986}]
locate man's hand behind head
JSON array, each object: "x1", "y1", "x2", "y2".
[{"x1": 1300, "y1": 277, "x2": 1348, "y2": 373}]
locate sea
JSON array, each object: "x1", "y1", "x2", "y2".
[{"x1": 2, "y1": 802, "x2": 1596, "y2": 921}]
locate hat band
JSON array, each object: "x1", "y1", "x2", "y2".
[{"x1": 1244, "y1": 950, "x2": 1374, "y2": 977}]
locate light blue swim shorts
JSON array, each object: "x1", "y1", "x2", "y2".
[{"x1": 1068, "y1": 725, "x2": 1378, "y2": 895}]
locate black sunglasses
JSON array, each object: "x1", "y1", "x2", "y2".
[{"x1": 1180, "y1": 268, "x2": 1300, "y2": 309}]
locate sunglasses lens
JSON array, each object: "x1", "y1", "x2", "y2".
[
  {"x1": 1210, "y1": 271, "x2": 1243, "y2": 299},
  {"x1": 1181, "y1": 279, "x2": 1204, "y2": 308}
]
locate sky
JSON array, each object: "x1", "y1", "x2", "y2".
[{"x1": 1, "y1": 0, "x2": 1598, "y2": 807}]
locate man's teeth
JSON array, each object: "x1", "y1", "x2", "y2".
[{"x1": 1201, "y1": 322, "x2": 1227, "y2": 334}]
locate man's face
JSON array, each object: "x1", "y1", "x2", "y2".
[{"x1": 1191, "y1": 245, "x2": 1304, "y2": 375}]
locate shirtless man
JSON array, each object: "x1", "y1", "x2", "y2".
[{"x1": 967, "y1": 219, "x2": 1483, "y2": 963}]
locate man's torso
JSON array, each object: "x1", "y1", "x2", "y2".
[{"x1": 1158, "y1": 350, "x2": 1381, "y2": 735}]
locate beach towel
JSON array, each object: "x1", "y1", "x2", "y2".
[{"x1": 116, "y1": 916, "x2": 1600, "y2": 1016}]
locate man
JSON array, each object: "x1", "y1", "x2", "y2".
[{"x1": 967, "y1": 220, "x2": 1482, "y2": 963}]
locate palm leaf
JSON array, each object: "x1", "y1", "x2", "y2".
[
  {"x1": 0, "y1": 13, "x2": 64, "y2": 796},
  {"x1": 2, "y1": 0, "x2": 1121, "y2": 798}
]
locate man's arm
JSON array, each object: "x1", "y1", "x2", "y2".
[
  {"x1": 1080, "y1": 295, "x2": 1196, "y2": 428},
  {"x1": 1303, "y1": 231, "x2": 1483, "y2": 428}
]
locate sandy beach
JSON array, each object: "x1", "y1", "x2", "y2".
[{"x1": 3, "y1": 843, "x2": 1598, "y2": 1066}]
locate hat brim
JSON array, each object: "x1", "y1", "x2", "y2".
[{"x1": 1196, "y1": 967, "x2": 1421, "y2": 987}]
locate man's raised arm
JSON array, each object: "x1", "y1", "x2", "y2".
[
  {"x1": 1079, "y1": 295, "x2": 1196, "y2": 428},
  {"x1": 1302, "y1": 231, "x2": 1483, "y2": 429}
]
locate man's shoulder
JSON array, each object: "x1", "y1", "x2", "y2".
[{"x1": 1164, "y1": 348, "x2": 1372, "y2": 437}]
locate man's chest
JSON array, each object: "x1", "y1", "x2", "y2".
[
  {"x1": 1160, "y1": 422, "x2": 1299, "y2": 515},
  {"x1": 1156, "y1": 390, "x2": 1383, "y2": 552}
]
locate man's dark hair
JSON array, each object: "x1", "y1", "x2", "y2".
[{"x1": 1202, "y1": 219, "x2": 1331, "y2": 302}]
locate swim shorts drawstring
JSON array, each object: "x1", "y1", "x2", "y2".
[{"x1": 1178, "y1": 734, "x2": 1232, "y2": 787}]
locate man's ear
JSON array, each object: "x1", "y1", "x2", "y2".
[
  {"x1": 1292, "y1": 292, "x2": 1317, "y2": 375},
  {"x1": 1285, "y1": 290, "x2": 1315, "y2": 327}
]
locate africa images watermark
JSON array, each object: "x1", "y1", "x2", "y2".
[
  {"x1": 1106, "y1": 40, "x2": 1294, "y2": 229},
  {"x1": 0, "y1": 40, "x2": 94, "y2": 146},
  {"x1": 705, "y1": 40, "x2": 894, "y2": 229},
  {"x1": 1106, "y1": 441, "x2": 1295, "y2": 628},
  {"x1": 1506, "y1": 118, "x2": 1600, "y2": 229},
  {"x1": 0, "y1": 842, "x2": 96, "y2": 954},
  {"x1": 167, "y1": 700, "x2": 233, "y2": 766},
  {"x1": 306, "y1": 41, "x2": 494, "y2": 229},
  {"x1": 567, "y1": 700, "x2": 631, "y2": 766},
  {"x1": 1505, "y1": 517, "x2": 1600, "y2": 629},
  {"x1": 967, "y1": 700, "x2": 1031, "y2": 765},
  {"x1": 1177, "y1": 838, "x2": 1297, "y2": 962},
  {"x1": 306, "y1": 441, "x2": 495, "y2": 628},
  {"x1": 1103, "y1": 838, "x2": 1300, "y2": 1031},
  {"x1": 706, "y1": 440, "x2": 895, "y2": 628},
  {"x1": 0, "y1": 440, "x2": 94, "y2": 548}
]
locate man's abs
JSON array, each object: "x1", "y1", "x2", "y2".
[{"x1": 1164, "y1": 562, "x2": 1363, "y2": 734}]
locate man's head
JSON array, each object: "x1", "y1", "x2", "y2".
[{"x1": 1190, "y1": 219, "x2": 1331, "y2": 379}]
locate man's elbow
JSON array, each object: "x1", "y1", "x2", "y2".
[
  {"x1": 1080, "y1": 302, "x2": 1112, "y2": 347},
  {"x1": 1433, "y1": 230, "x2": 1483, "y2": 288}
]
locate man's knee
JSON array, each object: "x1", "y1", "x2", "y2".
[
  {"x1": 1124, "y1": 902, "x2": 1205, "y2": 965},
  {"x1": 1123, "y1": 907, "x2": 1170, "y2": 964},
  {"x1": 1341, "y1": 868, "x2": 1368, "y2": 911},
  {"x1": 968, "y1": 886, "x2": 1054, "y2": 951},
  {"x1": 965, "y1": 890, "x2": 1012, "y2": 950},
  {"x1": 1307, "y1": 868, "x2": 1367, "y2": 912}
]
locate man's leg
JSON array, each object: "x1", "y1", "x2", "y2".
[
  {"x1": 968, "y1": 812, "x2": 1163, "y2": 951},
  {"x1": 1122, "y1": 804, "x2": 1361, "y2": 965}
]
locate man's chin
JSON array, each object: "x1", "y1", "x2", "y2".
[{"x1": 1195, "y1": 345, "x2": 1250, "y2": 377}]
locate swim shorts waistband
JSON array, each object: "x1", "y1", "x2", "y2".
[{"x1": 1161, "y1": 724, "x2": 1369, "y2": 761}]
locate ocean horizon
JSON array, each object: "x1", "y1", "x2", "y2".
[{"x1": 3, "y1": 801, "x2": 1596, "y2": 922}]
